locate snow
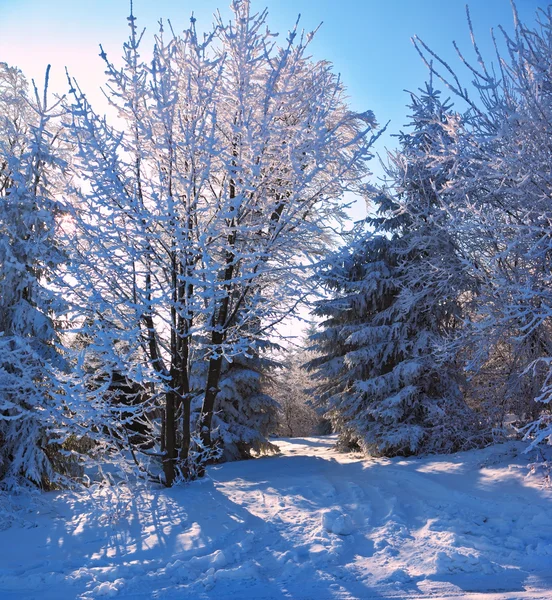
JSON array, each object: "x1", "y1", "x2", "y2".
[
  {"x1": 1, "y1": 437, "x2": 552, "y2": 599},
  {"x1": 321, "y1": 509, "x2": 355, "y2": 536}
]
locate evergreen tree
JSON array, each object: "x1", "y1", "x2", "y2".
[
  {"x1": 211, "y1": 348, "x2": 279, "y2": 461},
  {"x1": 310, "y1": 83, "x2": 482, "y2": 456},
  {"x1": 0, "y1": 64, "x2": 76, "y2": 488}
]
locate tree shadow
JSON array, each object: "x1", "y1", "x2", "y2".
[
  {"x1": 209, "y1": 447, "x2": 552, "y2": 598},
  {"x1": 0, "y1": 469, "x2": 386, "y2": 599},
  {"x1": 1, "y1": 442, "x2": 550, "y2": 599}
]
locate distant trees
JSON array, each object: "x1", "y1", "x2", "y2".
[{"x1": 271, "y1": 344, "x2": 321, "y2": 438}]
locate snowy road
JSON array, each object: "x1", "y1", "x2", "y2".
[{"x1": 0, "y1": 437, "x2": 552, "y2": 599}]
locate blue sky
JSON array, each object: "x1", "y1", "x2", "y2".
[
  {"x1": 0, "y1": 0, "x2": 546, "y2": 214},
  {"x1": 0, "y1": 0, "x2": 545, "y2": 337}
]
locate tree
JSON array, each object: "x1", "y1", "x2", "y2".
[
  {"x1": 309, "y1": 82, "x2": 483, "y2": 456},
  {"x1": 0, "y1": 63, "x2": 75, "y2": 488},
  {"x1": 271, "y1": 345, "x2": 321, "y2": 438},
  {"x1": 196, "y1": 344, "x2": 280, "y2": 461},
  {"x1": 413, "y1": 5, "x2": 552, "y2": 450},
  {"x1": 64, "y1": 2, "x2": 377, "y2": 485}
]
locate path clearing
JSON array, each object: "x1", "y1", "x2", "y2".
[{"x1": 0, "y1": 437, "x2": 551, "y2": 599}]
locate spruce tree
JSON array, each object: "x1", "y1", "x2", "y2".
[
  {"x1": 310, "y1": 83, "x2": 483, "y2": 456},
  {"x1": 0, "y1": 64, "x2": 76, "y2": 488},
  {"x1": 212, "y1": 350, "x2": 279, "y2": 461}
]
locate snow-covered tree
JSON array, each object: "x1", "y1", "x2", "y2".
[
  {"x1": 270, "y1": 341, "x2": 322, "y2": 438},
  {"x1": 0, "y1": 63, "x2": 75, "y2": 488},
  {"x1": 198, "y1": 345, "x2": 279, "y2": 461},
  {"x1": 64, "y1": 2, "x2": 377, "y2": 485},
  {"x1": 413, "y1": 5, "x2": 552, "y2": 449},
  {"x1": 309, "y1": 82, "x2": 483, "y2": 456}
]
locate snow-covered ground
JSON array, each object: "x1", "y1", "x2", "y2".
[{"x1": 1, "y1": 437, "x2": 552, "y2": 599}]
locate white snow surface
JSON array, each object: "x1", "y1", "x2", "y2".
[{"x1": 1, "y1": 437, "x2": 551, "y2": 599}]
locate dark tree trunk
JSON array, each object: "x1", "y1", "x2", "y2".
[
  {"x1": 199, "y1": 173, "x2": 237, "y2": 450},
  {"x1": 200, "y1": 333, "x2": 225, "y2": 448},
  {"x1": 163, "y1": 390, "x2": 177, "y2": 485}
]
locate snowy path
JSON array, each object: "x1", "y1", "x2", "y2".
[{"x1": 1, "y1": 437, "x2": 552, "y2": 599}]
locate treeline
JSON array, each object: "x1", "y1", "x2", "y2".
[{"x1": 1, "y1": 1, "x2": 551, "y2": 490}]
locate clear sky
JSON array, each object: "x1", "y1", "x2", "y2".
[{"x1": 0, "y1": 0, "x2": 546, "y2": 217}]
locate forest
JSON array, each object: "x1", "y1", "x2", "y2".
[{"x1": 1, "y1": 1, "x2": 552, "y2": 599}]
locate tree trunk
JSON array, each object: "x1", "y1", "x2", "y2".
[
  {"x1": 180, "y1": 395, "x2": 191, "y2": 468},
  {"x1": 199, "y1": 254, "x2": 233, "y2": 449},
  {"x1": 163, "y1": 390, "x2": 177, "y2": 486},
  {"x1": 200, "y1": 336, "x2": 224, "y2": 448},
  {"x1": 199, "y1": 159, "x2": 237, "y2": 456}
]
